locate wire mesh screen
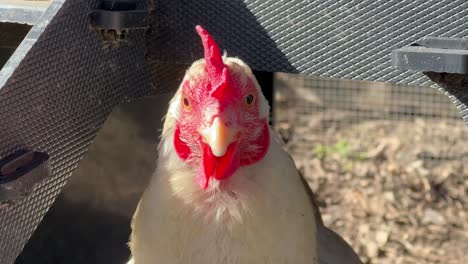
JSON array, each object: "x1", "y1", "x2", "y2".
[{"x1": 274, "y1": 73, "x2": 468, "y2": 264}]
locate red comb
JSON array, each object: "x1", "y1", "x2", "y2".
[{"x1": 195, "y1": 25, "x2": 230, "y2": 99}]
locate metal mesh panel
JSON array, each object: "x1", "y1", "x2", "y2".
[
  {"x1": 275, "y1": 73, "x2": 468, "y2": 263},
  {"x1": 276, "y1": 74, "x2": 462, "y2": 125},
  {"x1": 149, "y1": 0, "x2": 468, "y2": 87},
  {"x1": 0, "y1": 0, "x2": 156, "y2": 262}
]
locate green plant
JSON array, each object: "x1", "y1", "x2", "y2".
[
  {"x1": 335, "y1": 139, "x2": 350, "y2": 158},
  {"x1": 313, "y1": 140, "x2": 368, "y2": 161},
  {"x1": 314, "y1": 144, "x2": 329, "y2": 160}
]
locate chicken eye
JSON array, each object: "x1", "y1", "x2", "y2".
[
  {"x1": 183, "y1": 96, "x2": 191, "y2": 111},
  {"x1": 245, "y1": 94, "x2": 255, "y2": 105}
]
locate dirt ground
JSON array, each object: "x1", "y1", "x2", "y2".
[{"x1": 274, "y1": 76, "x2": 468, "y2": 264}]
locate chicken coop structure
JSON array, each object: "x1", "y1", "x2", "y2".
[{"x1": 1, "y1": 0, "x2": 467, "y2": 263}]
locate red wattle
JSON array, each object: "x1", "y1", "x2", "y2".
[
  {"x1": 215, "y1": 141, "x2": 240, "y2": 180},
  {"x1": 199, "y1": 142, "x2": 216, "y2": 189},
  {"x1": 197, "y1": 140, "x2": 241, "y2": 189},
  {"x1": 174, "y1": 125, "x2": 191, "y2": 160}
]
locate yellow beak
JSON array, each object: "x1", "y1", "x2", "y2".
[{"x1": 200, "y1": 117, "x2": 238, "y2": 157}]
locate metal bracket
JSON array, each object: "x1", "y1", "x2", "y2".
[
  {"x1": 392, "y1": 37, "x2": 468, "y2": 124},
  {"x1": 392, "y1": 37, "x2": 468, "y2": 74},
  {"x1": 0, "y1": 150, "x2": 50, "y2": 209},
  {"x1": 89, "y1": 0, "x2": 149, "y2": 43}
]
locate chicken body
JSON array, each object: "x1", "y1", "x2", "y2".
[
  {"x1": 127, "y1": 26, "x2": 361, "y2": 264},
  {"x1": 129, "y1": 124, "x2": 317, "y2": 263}
]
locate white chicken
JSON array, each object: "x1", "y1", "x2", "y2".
[{"x1": 127, "y1": 25, "x2": 362, "y2": 264}]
